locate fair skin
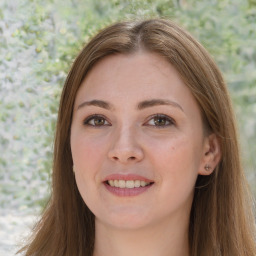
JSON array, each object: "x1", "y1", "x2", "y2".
[{"x1": 70, "y1": 52, "x2": 221, "y2": 256}]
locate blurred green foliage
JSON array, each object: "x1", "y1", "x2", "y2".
[{"x1": 0, "y1": 0, "x2": 255, "y2": 213}]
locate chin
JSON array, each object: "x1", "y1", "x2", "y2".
[{"x1": 96, "y1": 208, "x2": 152, "y2": 230}]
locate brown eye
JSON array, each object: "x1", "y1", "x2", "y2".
[
  {"x1": 93, "y1": 117, "x2": 105, "y2": 126},
  {"x1": 83, "y1": 115, "x2": 110, "y2": 127},
  {"x1": 154, "y1": 116, "x2": 169, "y2": 126},
  {"x1": 146, "y1": 114, "x2": 175, "y2": 128}
]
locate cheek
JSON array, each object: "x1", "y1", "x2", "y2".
[
  {"x1": 71, "y1": 134, "x2": 108, "y2": 207},
  {"x1": 146, "y1": 133, "x2": 194, "y2": 168},
  {"x1": 70, "y1": 133, "x2": 109, "y2": 203},
  {"x1": 146, "y1": 133, "x2": 200, "y2": 188},
  {"x1": 71, "y1": 132, "x2": 108, "y2": 171}
]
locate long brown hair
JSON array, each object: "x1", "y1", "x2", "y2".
[{"x1": 19, "y1": 19, "x2": 256, "y2": 256}]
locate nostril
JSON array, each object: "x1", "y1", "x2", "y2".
[{"x1": 112, "y1": 156, "x2": 136, "y2": 161}]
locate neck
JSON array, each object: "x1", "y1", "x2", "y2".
[{"x1": 93, "y1": 215, "x2": 190, "y2": 256}]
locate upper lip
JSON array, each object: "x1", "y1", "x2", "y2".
[{"x1": 103, "y1": 174, "x2": 154, "y2": 183}]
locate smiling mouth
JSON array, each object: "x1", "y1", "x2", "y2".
[{"x1": 105, "y1": 180, "x2": 154, "y2": 189}]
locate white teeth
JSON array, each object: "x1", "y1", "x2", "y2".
[
  {"x1": 114, "y1": 180, "x2": 119, "y2": 187},
  {"x1": 126, "y1": 180, "x2": 134, "y2": 188},
  {"x1": 140, "y1": 181, "x2": 146, "y2": 187},
  {"x1": 119, "y1": 180, "x2": 126, "y2": 188},
  {"x1": 134, "y1": 180, "x2": 140, "y2": 188},
  {"x1": 107, "y1": 180, "x2": 151, "y2": 188},
  {"x1": 109, "y1": 180, "x2": 114, "y2": 186}
]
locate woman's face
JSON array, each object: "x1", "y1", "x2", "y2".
[{"x1": 71, "y1": 52, "x2": 209, "y2": 230}]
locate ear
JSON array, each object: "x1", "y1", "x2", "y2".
[{"x1": 198, "y1": 133, "x2": 221, "y2": 175}]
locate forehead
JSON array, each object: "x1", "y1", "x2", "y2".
[{"x1": 74, "y1": 52, "x2": 198, "y2": 114}]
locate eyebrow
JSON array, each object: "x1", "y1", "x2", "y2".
[
  {"x1": 77, "y1": 100, "x2": 113, "y2": 110},
  {"x1": 77, "y1": 99, "x2": 184, "y2": 112},
  {"x1": 137, "y1": 99, "x2": 184, "y2": 112}
]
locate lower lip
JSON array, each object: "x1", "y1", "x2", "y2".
[{"x1": 104, "y1": 183, "x2": 154, "y2": 197}]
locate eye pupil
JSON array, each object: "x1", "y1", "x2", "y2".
[
  {"x1": 94, "y1": 118, "x2": 105, "y2": 125},
  {"x1": 154, "y1": 116, "x2": 166, "y2": 126}
]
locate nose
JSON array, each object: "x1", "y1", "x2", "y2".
[{"x1": 107, "y1": 126, "x2": 144, "y2": 164}]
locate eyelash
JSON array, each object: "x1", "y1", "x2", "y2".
[
  {"x1": 83, "y1": 114, "x2": 110, "y2": 127},
  {"x1": 146, "y1": 114, "x2": 175, "y2": 128},
  {"x1": 83, "y1": 114, "x2": 175, "y2": 128}
]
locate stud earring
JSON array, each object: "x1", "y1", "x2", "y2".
[{"x1": 204, "y1": 164, "x2": 211, "y2": 171}]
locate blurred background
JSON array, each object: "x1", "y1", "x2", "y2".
[{"x1": 0, "y1": 0, "x2": 255, "y2": 255}]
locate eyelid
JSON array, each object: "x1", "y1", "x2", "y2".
[
  {"x1": 82, "y1": 113, "x2": 175, "y2": 128},
  {"x1": 83, "y1": 114, "x2": 111, "y2": 126},
  {"x1": 144, "y1": 114, "x2": 176, "y2": 127}
]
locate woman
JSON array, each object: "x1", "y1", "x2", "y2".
[{"x1": 20, "y1": 19, "x2": 256, "y2": 256}]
